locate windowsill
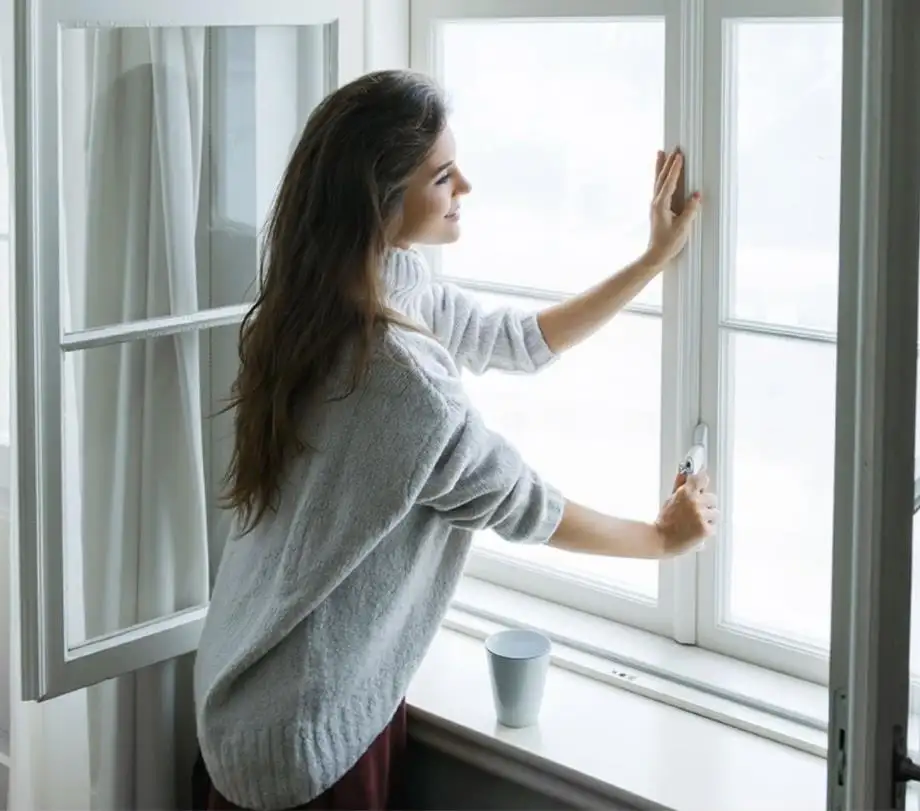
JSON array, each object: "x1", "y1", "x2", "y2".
[
  {"x1": 407, "y1": 576, "x2": 920, "y2": 809},
  {"x1": 451, "y1": 576, "x2": 829, "y2": 753},
  {"x1": 407, "y1": 622, "x2": 827, "y2": 811}
]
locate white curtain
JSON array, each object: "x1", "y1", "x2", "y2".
[
  {"x1": 74, "y1": 27, "x2": 210, "y2": 810},
  {"x1": 2, "y1": 19, "x2": 314, "y2": 809},
  {"x1": 1, "y1": 15, "x2": 210, "y2": 810}
]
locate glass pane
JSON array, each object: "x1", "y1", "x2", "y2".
[
  {"x1": 463, "y1": 292, "x2": 660, "y2": 599},
  {"x1": 58, "y1": 24, "x2": 333, "y2": 331},
  {"x1": 439, "y1": 20, "x2": 665, "y2": 307},
  {"x1": 726, "y1": 20, "x2": 843, "y2": 333},
  {"x1": 722, "y1": 331, "x2": 835, "y2": 645},
  {"x1": 62, "y1": 325, "x2": 238, "y2": 646}
]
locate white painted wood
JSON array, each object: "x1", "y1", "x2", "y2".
[
  {"x1": 828, "y1": 0, "x2": 920, "y2": 807},
  {"x1": 409, "y1": 623, "x2": 828, "y2": 811},
  {"x1": 659, "y1": 0, "x2": 703, "y2": 647},
  {"x1": 16, "y1": 0, "x2": 364, "y2": 701},
  {"x1": 694, "y1": 0, "x2": 842, "y2": 684}
]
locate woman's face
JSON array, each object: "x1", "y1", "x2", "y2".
[{"x1": 393, "y1": 126, "x2": 472, "y2": 247}]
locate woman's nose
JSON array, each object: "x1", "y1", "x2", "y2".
[{"x1": 456, "y1": 172, "x2": 472, "y2": 195}]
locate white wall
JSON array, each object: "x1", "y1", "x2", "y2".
[{"x1": 365, "y1": 0, "x2": 409, "y2": 69}]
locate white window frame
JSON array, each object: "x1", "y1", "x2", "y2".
[
  {"x1": 411, "y1": 0, "x2": 845, "y2": 685},
  {"x1": 695, "y1": 0, "x2": 842, "y2": 684},
  {"x1": 14, "y1": 0, "x2": 365, "y2": 701},
  {"x1": 826, "y1": 0, "x2": 920, "y2": 804},
  {"x1": 411, "y1": 0, "x2": 701, "y2": 642}
]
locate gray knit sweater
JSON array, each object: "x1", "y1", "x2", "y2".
[{"x1": 194, "y1": 248, "x2": 564, "y2": 809}]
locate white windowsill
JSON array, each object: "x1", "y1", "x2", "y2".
[
  {"x1": 452, "y1": 576, "x2": 829, "y2": 751},
  {"x1": 408, "y1": 577, "x2": 918, "y2": 809},
  {"x1": 408, "y1": 623, "x2": 827, "y2": 811}
]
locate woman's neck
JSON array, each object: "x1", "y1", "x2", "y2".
[{"x1": 382, "y1": 246, "x2": 430, "y2": 294}]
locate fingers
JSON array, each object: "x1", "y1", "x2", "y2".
[
  {"x1": 686, "y1": 471, "x2": 709, "y2": 493},
  {"x1": 654, "y1": 148, "x2": 678, "y2": 195},
  {"x1": 654, "y1": 150, "x2": 683, "y2": 206},
  {"x1": 663, "y1": 154, "x2": 683, "y2": 198},
  {"x1": 698, "y1": 492, "x2": 718, "y2": 509},
  {"x1": 654, "y1": 150, "x2": 666, "y2": 191},
  {"x1": 677, "y1": 192, "x2": 703, "y2": 227},
  {"x1": 672, "y1": 471, "x2": 688, "y2": 492},
  {"x1": 687, "y1": 476, "x2": 719, "y2": 535},
  {"x1": 701, "y1": 508, "x2": 721, "y2": 538}
]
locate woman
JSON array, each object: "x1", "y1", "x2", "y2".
[{"x1": 193, "y1": 69, "x2": 717, "y2": 811}]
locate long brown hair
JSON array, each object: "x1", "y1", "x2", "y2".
[{"x1": 221, "y1": 69, "x2": 448, "y2": 533}]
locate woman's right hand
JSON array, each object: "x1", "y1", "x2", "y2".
[
  {"x1": 643, "y1": 149, "x2": 702, "y2": 268},
  {"x1": 653, "y1": 471, "x2": 720, "y2": 557}
]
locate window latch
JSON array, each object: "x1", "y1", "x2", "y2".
[{"x1": 679, "y1": 422, "x2": 709, "y2": 477}]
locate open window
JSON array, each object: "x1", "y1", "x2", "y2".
[{"x1": 15, "y1": 0, "x2": 364, "y2": 701}]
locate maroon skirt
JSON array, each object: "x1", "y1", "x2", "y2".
[{"x1": 192, "y1": 701, "x2": 408, "y2": 811}]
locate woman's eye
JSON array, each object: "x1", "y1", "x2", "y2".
[{"x1": 435, "y1": 172, "x2": 451, "y2": 186}]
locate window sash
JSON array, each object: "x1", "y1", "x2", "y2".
[
  {"x1": 827, "y1": 0, "x2": 920, "y2": 804},
  {"x1": 413, "y1": 0, "x2": 852, "y2": 685},
  {"x1": 411, "y1": 0, "x2": 696, "y2": 638},
  {"x1": 16, "y1": 0, "x2": 365, "y2": 701},
  {"x1": 695, "y1": 0, "x2": 843, "y2": 682}
]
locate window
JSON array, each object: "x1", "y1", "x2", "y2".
[
  {"x1": 16, "y1": 0, "x2": 365, "y2": 700},
  {"x1": 412, "y1": 0, "x2": 849, "y2": 685},
  {"x1": 11, "y1": 0, "x2": 920, "y2": 802},
  {"x1": 438, "y1": 14, "x2": 668, "y2": 630},
  {"x1": 697, "y1": 11, "x2": 842, "y2": 681}
]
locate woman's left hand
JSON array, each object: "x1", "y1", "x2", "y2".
[{"x1": 645, "y1": 149, "x2": 702, "y2": 268}]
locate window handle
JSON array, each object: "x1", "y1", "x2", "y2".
[{"x1": 679, "y1": 423, "x2": 709, "y2": 477}]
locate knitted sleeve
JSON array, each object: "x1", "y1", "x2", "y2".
[{"x1": 417, "y1": 281, "x2": 557, "y2": 375}]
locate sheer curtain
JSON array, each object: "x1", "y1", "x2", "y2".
[
  {"x1": 3, "y1": 18, "x2": 316, "y2": 808},
  {"x1": 3, "y1": 20, "x2": 209, "y2": 809},
  {"x1": 75, "y1": 28, "x2": 209, "y2": 810}
]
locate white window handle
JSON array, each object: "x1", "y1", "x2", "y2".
[{"x1": 679, "y1": 422, "x2": 709, "y2": 477}]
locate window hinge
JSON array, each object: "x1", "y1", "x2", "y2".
[{"x1": 830, "y1": 689, "x2": 847, "y2": 811}]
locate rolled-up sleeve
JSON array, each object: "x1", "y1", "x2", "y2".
[
  {"x1": 420, "y1": 282, "x2": 556, "y2": 375},
  {"x1": 412, "y1": 405, "x2": 564, "y2": 544}
]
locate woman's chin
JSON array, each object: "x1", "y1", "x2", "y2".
[{"x1": 417, "y1": 223, "x2": 462, "y2": 246}]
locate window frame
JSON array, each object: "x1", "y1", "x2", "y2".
[
  {"x1": 410, "y1": 0, "x2": 702, "y2": 642},
  {"x1": 15, "y1": 0, "x2": 365, "y2": 701},
  {"x1": 411, "y1": 0, "x2": 846, "y2": 685},
  {"x1": 695, "y1": 0, "x2": 843, "y2": 684}
]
